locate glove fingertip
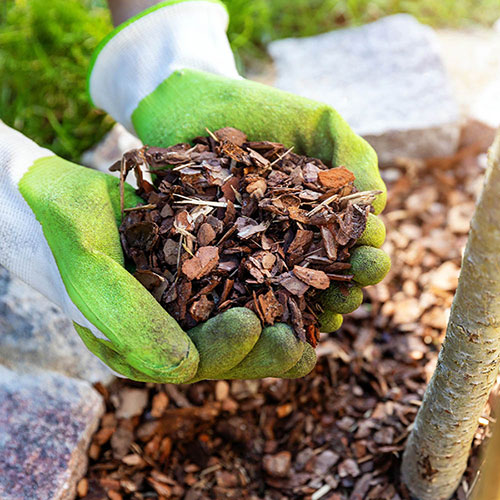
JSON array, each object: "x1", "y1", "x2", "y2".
[
  {"x1": 319, "y1": 310, "x2": 343, "y2": 333},
  {"x1": 282, "y1": 343, "x2": 317, "y2": 379},
  {"x1": 321, "y1": 283, "x2": 363, "y2": 314},
  {"x1": 357, "y1": 213, "x2": 386, "y2": 248},
  {"x1": 350, "y1": 246, "x2": 391, "y2": 286},
  {"x1": 221, "y1": 323, "x2": 304, "y2": 379}
]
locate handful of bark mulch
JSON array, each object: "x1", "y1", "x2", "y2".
[{"x1": 115, "y1": 128, "x2": 379, "y2": 347}]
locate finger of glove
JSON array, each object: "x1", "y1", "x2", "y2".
[
  {"x1": 318, "y1": 309, "x2": 344, "y2": 334},
  {"x1": 350, "y1": 245, "x2": 391, "y2": 287},
  {"x1": 320, "y1": 246, "x2": 390, "y2": 312},
  {"x1": 358, "y1": 213, "x2": 386, "y2": 248},
  {"x1": 318, "y1": 245, "x2": 390, "y2": 331},
  {"x1": 187, "y1": 307, "x2": 262, "y2": 381},
  {"x1": 19, "y1": 157, "x2": 199, "y2": 383},
  {"x1": 281, "y1": 343, "x2": 317, "y2": 379},
  {"x1": 216, "y1": 323, "x2": 305, "y2": 380},
  {"x1": 131, "y1": 69, "x2": 386, "y2": 214},
  {"x1": 74, "y1": 323, "x2": 165, "y2": 383}
]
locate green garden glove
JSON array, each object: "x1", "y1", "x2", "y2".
[
  {"x1": 88, "y1": 0, "x2": 390, "y2": 336},
  {"x1": 0, "y1": 122, "x2": 314, "y2": 382}
]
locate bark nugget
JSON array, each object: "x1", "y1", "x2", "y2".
[{"x1": 115, "y1": 128, "x2": 380, "y2": 347}]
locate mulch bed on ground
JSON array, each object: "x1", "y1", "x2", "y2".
[{"x1": 80, "y1": 120, "x2": 499, "y2": 500}]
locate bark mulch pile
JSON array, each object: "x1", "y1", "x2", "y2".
[
  {"x1": 81, "y1": 120, "x2": 499, "y2": 500},
  {"x1": 117, "y1": 127, "x2": 378, "y2": 345}
]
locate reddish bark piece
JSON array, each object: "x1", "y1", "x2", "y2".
[
  {"x1": 306, "y1": 324, "x2": 320, "y2": 348},
  {"x1": 181, "y1": 246, "x2": 219, "y2": 280},
  {"x1": 263, "y1": 451, "x2": 292, "y2": 478},
  {"x1": 173, "y1": 210, "x2": 194, "y2": 233},
  {"x1": 287, "y1": 229, "x2": 314, "y2": 255},
  {"x1": 221, "y1": 175, "x2": 240, "y2": 202},
  {"x1": 293, "y1": 265, "x2": 330, "y2": 290},
  {"x1": 218, "y1": 140, "x2": 249, "y2": 163},
  {"x1": 318, "y1": 166, "x2": 355, "y2": 190},
  {"x1": 246, "y1": 178, "x2": 267, "y2": 199}
]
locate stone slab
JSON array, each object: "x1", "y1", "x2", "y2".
[
  {"x1": 436, "y1": 27, "x2": 500, "y2": 129},
  {"x1": 0, "y1": 266, "x2": 114, "y2": 384},
  {"x1": 0, "y1": 366, "x2": 104, "y2": 500},
  {"x1": 268, "y1": 14, "x2": 460, "y2": 164}
]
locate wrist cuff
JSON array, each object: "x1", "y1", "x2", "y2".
[{"x1": 88, "y1": 0, "x2": 239, "y2": 133}]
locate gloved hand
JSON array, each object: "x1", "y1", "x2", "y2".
[
  {"x1": 0, "y1": 122, "x2": 314, "y2": 382},
  {"x1": 88, "y1": 0, "x2": 391, "y2": 334}
]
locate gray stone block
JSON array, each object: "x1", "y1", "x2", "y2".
[
  {"x1": 268, "y1": 14, "x2": 460, "y2": 164},
  {"x1": 0, "y1": 366, "x2": 104, "y2": 500},
  {"x1": 0, "y1": 266, "x2": 113, "y2": 384}
]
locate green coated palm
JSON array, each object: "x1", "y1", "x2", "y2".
[{"x1": 131, "y1": 68, "x2": 391, "y2": 334}]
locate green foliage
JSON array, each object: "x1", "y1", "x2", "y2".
[
  {"x1": 0, "y1": 0, "x2": 113, "y2": 161},
  {"x1": 225, "y1": 0, "x2": 500, "y2": 67},
  {"x1": 1, "y1": 0, "x2": 499, "y2": 160}
]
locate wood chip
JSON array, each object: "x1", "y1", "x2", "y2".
[
  {"x1": 181, "y1": 246, "x2": 219, "y2": 280},
  {"x1": 293, "y1": 265, "x2": 330, "y2": 290},
  {"x1": 318, "y1": 166, "x2": 355, "y2": 190}
]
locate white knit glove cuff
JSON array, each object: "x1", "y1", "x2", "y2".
[
  {"x1": 0, "y1": 122, "x2": 107, "y2": 340},
  {"x1": 88, "y1": 0, "x2": 239, "y2": 133}
]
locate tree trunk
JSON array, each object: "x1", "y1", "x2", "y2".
[{"x1": 402, "y1": 130, "x2": 500, "y2": 500}]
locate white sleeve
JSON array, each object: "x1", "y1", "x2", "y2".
[
  {"x1": 88, "y1": 0, "x2": 240, "y2": 133},
  {"x1": 0, "y1": 122, "x2": 108, "y2": 340}
]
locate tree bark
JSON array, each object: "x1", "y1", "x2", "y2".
[{"x1": 402, "y1": 130, "x2": 500, "y2": 500}]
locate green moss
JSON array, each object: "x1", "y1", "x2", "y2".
[
  {"x1": 321, "y1": 283, "x2": 363, "y2": 314},
  {"x1": 318, "y1": 310, "x2": 343, "y2": 333},
  {"x1": 350, "y1": 246, "x2": 391, "y2": 286}
]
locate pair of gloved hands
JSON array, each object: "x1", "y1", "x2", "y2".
[{"x1": 0, "y1": 0, "x2": 390, "y2": 383}]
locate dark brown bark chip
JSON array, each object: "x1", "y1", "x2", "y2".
[
  {"x1": 117, "y1": 128, "x2": 373, "y2": 346},
  {"x1": 258, "y1": 290, "x2": 284, "y2": 325},
  {"x1": 123, "y1": 221, "x2": 159, "y2": 251}
]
